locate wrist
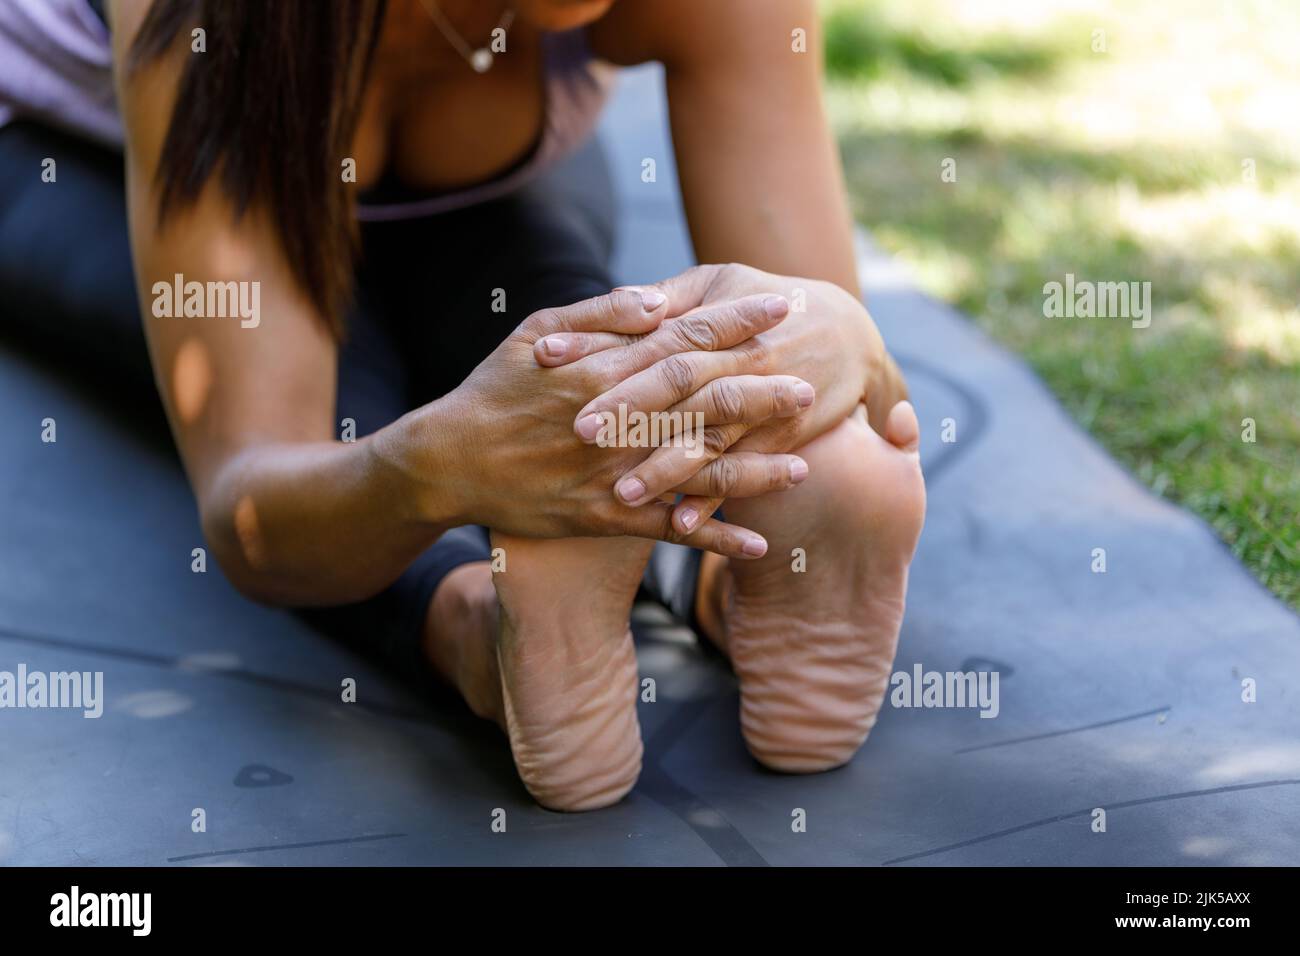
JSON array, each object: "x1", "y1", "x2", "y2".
[{"x1": 367, "y1": 396, "x2": 475, "y2": 532}]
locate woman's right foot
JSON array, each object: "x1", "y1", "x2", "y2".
[{"x1": 707, "y1": 403, "x2": 926, "y2": 772}]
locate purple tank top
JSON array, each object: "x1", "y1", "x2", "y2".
[
  {"x1": 0, "y1": 0, "x2": 615, "y2": 218},
  {"x1": 0, "y1": 0, "x2": 119, "y2": 146}
]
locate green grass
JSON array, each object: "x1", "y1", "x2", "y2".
[{"x1": 823, "y1": 0, "x2": 1300, "y2": 609}]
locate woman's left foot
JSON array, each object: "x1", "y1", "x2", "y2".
[
  {"x1": 489, "y1": 533, "x2": 654, "y2": 811},
  {"x1": 715, "y1": 403, "x2": 926, "y2": 772}
]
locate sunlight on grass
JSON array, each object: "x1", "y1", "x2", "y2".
[{"x1": 824, "y1": 0, "x2": 1300, "y2": 608}]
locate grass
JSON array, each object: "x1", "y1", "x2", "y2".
[{"x1": 822, "y1": 0, "x2": 1300, "y2": 610}]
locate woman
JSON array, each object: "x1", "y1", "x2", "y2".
[{"x1": 0, "y1": 0, "x2": 925, "y2": 811}]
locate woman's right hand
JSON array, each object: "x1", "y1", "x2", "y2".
[{"x1": 390, "y1": 289, "x2": 814, "y2": 560}]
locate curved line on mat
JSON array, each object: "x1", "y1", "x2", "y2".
[
  {"x1": 637, "y1": 696, "x2": 770, "y2": 866},
  {"x1": 893, "y1": 353, "x2": 991, "y2": 486}
]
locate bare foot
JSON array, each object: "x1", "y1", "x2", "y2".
[
  {"x1": 712, "y1": 402, "x2": 926, "y2": 772},
  {"x1": 488, "y1": 533, "x2": 654, "y2": 811}
]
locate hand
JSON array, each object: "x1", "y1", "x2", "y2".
[
  {"x1": 538, "y1": 263, "x2": 890, "y2": 532},
  {"x1": 415, "y1": 288, "x2": 817, "y2": 560}
]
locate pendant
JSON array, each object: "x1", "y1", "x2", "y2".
[{"x1": 470, "y1": 47, "x2": 493, "y2": 73}]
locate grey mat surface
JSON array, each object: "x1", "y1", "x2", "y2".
[{"x1": 2, "y1": 67, "x2": 1297, "y2": 867}]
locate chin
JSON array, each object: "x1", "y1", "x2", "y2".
[{"x1": 515, "y1": 0, "x2": 615, "y2": 31}]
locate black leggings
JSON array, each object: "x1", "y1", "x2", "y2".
[{"x1": 0, "y1": 119, "x2": 624, "y2": 675}]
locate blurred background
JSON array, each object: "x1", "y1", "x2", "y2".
[{"x1": 820, "y1": 0, "x2": 1299, "y2": 610}]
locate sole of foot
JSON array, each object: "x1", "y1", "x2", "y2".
[
  {"x1": 719, "y1": 402, "x2": 926, "y2": 773},
  {"x1": 488, "y1": 532, "x2": 654, "y2": 811}
]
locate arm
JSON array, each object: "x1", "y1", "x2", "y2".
[
  {"x1": 598, "y1": 0, "x2": 858, "y2": 290},
  {"x1": 112, "y1": 0, "x2": 467, "y2": 606},
  {"x1": 591, "y1": 0, "x2": 908, "y2": 433},
  {"x1": 111, "y1": 1, "x2": 810, "y2": 588}
]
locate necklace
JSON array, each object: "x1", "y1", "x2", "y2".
[{"x1": 417, "y1": 0, "x2": 516, "y2": 73}]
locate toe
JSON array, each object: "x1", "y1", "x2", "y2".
[{"x1": 884, "y1": 400, "x2": 920, "y2": 453}]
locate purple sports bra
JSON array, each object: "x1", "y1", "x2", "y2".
[{"x1": 0, "y1": 0, "x2": 616, "y2": 220}]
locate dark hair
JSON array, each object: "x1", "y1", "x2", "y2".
[{"x1": 129, "y1": 0, "x2": 389, "y2": 337}]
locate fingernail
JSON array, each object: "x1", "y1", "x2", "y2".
[
  {"x1": 763, "y1": 295, "x2": 789, "y2": 318},
  {"x1": 789, "y1": 458, "x2": 809, "y2": 484},
  {"x1": 678, "y1": 506, "x2": 699, "y2": 531},
  {"x1": 641, "y1": 290, "x2": 666, "y2": 311},
  {"x1": 576, "y1": 413, "x2": 603, "y2": 441},
  {"x1": 617, "y1": 476, "x2": 646, "y2": 503},
  {"x1": 794, "y1": 382, "x2": 815, "y2": 407},
  {"x1": 742, "y1": 536, "x2": 768, "y2": 557},
  {"x1": 542, "y1": 336, "x2": 566, "y2": 357}
]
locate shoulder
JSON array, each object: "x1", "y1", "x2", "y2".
[{"x1": 588, "y1": 0, "x2": 818, "y2": 70}]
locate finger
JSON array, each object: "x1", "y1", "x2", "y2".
[
  {"x1": 722, "y1": 413, "x2": 807, "y2": 456},
  {"x1": 522, "y1": 287, "x2": 667, "y2": 341},
  {"x1": 614, "y1": 264, "x2": 718, "y2": 315},
  {"x1": 670, "y1": 412, "x2": 809, "y2": 531},
  {"x1": 671, "y1": 494, "x2": 725, "y2": 535},
  {"x1": 574, "y1": 348, "x2": 771, "y2": 441},
  {"x1": 597, "y1": 293, "x2": 788, "y2": 383},
  {"x1": 608, "y1": 422, "x2": 741, "y2": 505},
  {"x1": 536, "y1": 283, "x2": 771, "y2": 368},
  {"x1": 611, "y1": 433, "x2": 808, "y2": 506},
  {"x1": 618, "y1": 448, "x2": 805, "y2": 509},
  {"x1": 616, "y1": 498, "x2": 768, "y2": 560},
  {"x1": 533, "y1": 330, "x2": 642, "y2": 367},
  {"x1": 591, "y1": 376, "x2": 812, "y2": 444},
  {"x1": 671, "y1": 452, "x2": 809, "y2": 501},
  {"x1": 666, "y1": 375, "x2": 814, "y2": 429}
]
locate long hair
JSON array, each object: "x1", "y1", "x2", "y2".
[{"x1": 129, "y1": 0, "x2": 389, "y2": 337}]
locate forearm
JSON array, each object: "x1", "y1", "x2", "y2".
[
  {"x1": 654, "y1": 2, "x2": 909, "y2": 435},
  {"x1": 200, "y1": 402, "x2": 465, "y2": 607}
]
